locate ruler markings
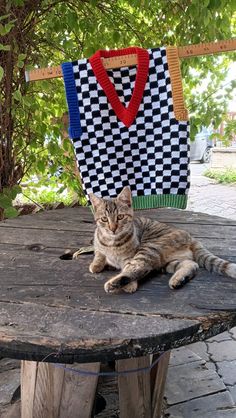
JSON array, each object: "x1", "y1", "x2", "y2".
[{"x1": 25, "y1": 39, "x2": 236, "y2": 82}]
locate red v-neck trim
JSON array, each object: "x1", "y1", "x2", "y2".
[{"x1": 89, "y1": 47, "x2": 149, "y2": 128}]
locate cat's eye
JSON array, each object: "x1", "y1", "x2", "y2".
[
  {"x1": 101, "y1": 216, "x2": 108, "y2": 222},
  {"x1": 117, "y1": 214, "x2": 124, "y2": 220}
]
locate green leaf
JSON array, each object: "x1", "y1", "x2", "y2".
[
  {"x1": 4, "y1": 207, "x2": 19, "y2": 219},
  {"x1": 0, "y1": 22, "x2": 14, "y2": 35},
  {"x1": 210, "y1": 132, "x2": 222, "y2": 140},
  {"x1": 12, "y1": 0, "x2": 25, "y2": 6},
  {"x1": 0, "y1": 43, "x2": 11, "y2": 51},
  {"x1": 48, "y1": 142, "x2": 59, "y2": 155},
  {"x1": 18, "y1": 53, "x2": 27, "y2": 61},
  {"x1": 62, "y1": 39, "x2": 75, "y2": 49},
  {"x1": 0, "y1": 194, "x2": 12, "y2": 209},
  {"x1": 4, "y1": 22, "x2": 14, "y2": 34},
  {"x1": 0, "y1": 14, "x2": 11, "y2": 22},
  {"x1": 37, "y1": 160, "x2": 46, "y2": 173},
  {"x1": 13, "y1": 90, "x2": 22, "y2": 101},
  {"x1": 209, "y1": 0, "x2": 221, "y2": 8},
  {"x1": 67, "y1": 11, "x2": 78, "y2": 28},
  {"x1": 3, "y1": 185, "x2": 22, "y2": 200},
  {"x1": 190, "y1": 124, "x2": 198, "y2": 140},
  {"x1": 22, "y1": 96, "x2": 32, "y2": 107},
  {"x1": 57, "y1": 186, "x2": 66, "y2": 194},
  {"x1": 62, "y1": 139, "x2": 71, "y2": 152},
  {"x1": 0, "y1": 66, "x2": 4, "y2": 82},
  {"x1": 113, "y1": 31, "x2": 120, "y2": 43},
  {"x1": 231, "y1": 80, "x2": 236, "y2": 88},
  {"x1": 17, "y1": 61, "x2": 24, "y2": 68},
  {"x1": 84, "y1": 46, "x2": 96, "y2": 56},
  {"x1": 203, "y1": 11, "x2": 210, "y2": 25},
  {"x1": 12, "y1": 185, "x2": 22, "y2": 197}
]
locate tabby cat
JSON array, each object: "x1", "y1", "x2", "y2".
[{"x1": 88, "y1": 186, "x2": 236, "y2": 294}]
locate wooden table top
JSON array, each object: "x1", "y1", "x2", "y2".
[{"x1": 0, "y1": 207, "x2": 236, "y2": 363}]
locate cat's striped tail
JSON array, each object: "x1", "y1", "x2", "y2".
[{"x1": 192, "y1": 241, "x2": 236, "y2": 279}]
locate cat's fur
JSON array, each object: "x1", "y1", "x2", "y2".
[{"x1": 89, "y1": 187, "x2": 236, "y2": 294}]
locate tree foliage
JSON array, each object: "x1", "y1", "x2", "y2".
[
  {"x1": 0, "y1": 0, "x2": 236, "y2": 218},
  {"x1": 210, "y1": 116, "x2": 236, "y2": 146}
]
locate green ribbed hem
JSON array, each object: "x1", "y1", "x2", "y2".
[
  {"x1": 132, "y1": 194, "x2": 188, "y2": 210},
  {"x1": 89, "y1": 194, "x2": 188, "y2": 212}
]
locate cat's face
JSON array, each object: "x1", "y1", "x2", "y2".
[{"x1": 89, "y1": 187, "x2": 134, "y2": 235}]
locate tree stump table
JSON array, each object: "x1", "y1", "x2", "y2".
[{"x1": 0, "y1": 207, "x2": 236, "y2": 418}]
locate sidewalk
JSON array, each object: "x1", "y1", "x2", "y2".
[
  {"x1": 187, "y1": 162, "x2": 236, "y2": 220},
  {"x1": 164, "y1": 162, "x2": 236, "y2": 418}
]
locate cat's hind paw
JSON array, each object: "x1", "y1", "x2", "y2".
[{"x1": 169, "y1": 274, "x2": 191, "y2": 289}]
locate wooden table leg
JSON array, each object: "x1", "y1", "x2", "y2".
[
  {"x1": 21, "y1": 360, "x2": 100, "y2": 418},
  {"x1": 151, "y1": 351, "x2": 170, "y2": 418},
  {"x1": 116, "y1": 356, "x2": 152, "y2": 418},
  {"x1": 116, "y1": 352, "x2": 170, "y2": 418}
]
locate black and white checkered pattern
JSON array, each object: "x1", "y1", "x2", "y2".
[{"x1": 70, "y1": 47, "x2": 190, "y2": 201}]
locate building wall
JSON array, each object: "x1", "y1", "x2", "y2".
[{"x1": 211, "y1": 148, "x2": 236, "y2": 169}]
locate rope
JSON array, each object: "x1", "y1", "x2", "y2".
[{"x1": 41, "y1": 350, "x2": 169, "y2": 376}]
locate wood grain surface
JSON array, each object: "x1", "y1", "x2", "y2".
[{"x1": 0, "y1": 207, "x2": 236, "y2": 362}]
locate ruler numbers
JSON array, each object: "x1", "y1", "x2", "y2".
[{"x1": 26, "y1": 40, "x2": 236, "y2": 81}]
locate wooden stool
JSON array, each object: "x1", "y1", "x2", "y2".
[{"x1": 21, "y1": 352, "x2": 170, "y2": 418}]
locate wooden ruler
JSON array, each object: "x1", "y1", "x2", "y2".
[
  {"x1": 25, "y1": 38, "x2": 236, "y2": 82},
  {"x1": 102, "y1": 53, "x2": 137, "y2": 69},
  {"x1": 178, "y1": 38, "x2": 236, "y2": 58}
]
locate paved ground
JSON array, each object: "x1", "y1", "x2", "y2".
[
  {"x1": 0, "y1": 163, "x2": 236, "y2": 417},
  {"x1": 187, "y1": 162, "x2": 236, "y2": 220},
  {"x1": 164, "y1": 162, "x2": 236, "y2": 418}
]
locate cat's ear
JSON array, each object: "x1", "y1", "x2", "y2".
[
  {"x1": 117, "y1": 186, "x2": 132, "y2": 207},
  {"x1": 89, "y1": 193, "x2": 103, "y2": 211}
]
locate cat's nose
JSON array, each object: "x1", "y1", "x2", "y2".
[{"x1": 109, "y1": 223, "x2": 117, "y2": 233}]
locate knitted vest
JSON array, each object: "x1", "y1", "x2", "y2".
[{"x1": 62, "y1": 46, "x2": 190, "y2": 209}]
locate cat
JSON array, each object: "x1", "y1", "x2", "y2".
[{"x1": 88, "y1": 186, "x2": 236, "y2": 294}]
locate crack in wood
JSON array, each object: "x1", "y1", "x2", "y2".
[
  {"x1": 0, "y1": 299, "x2": 235, "y2": 331},
  {"x1": 0, "y1": 225, "x2": 94, "y2": 232}
]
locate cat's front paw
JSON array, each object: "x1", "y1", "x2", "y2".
[
  {"x1": 89, "y1": 263, "x2": 104, "y2": 274},
  {"x1": 104, "y1": 276, "x2": 133, "y2": 294},
  {"x1": 123, "y1": 280, "x2": 138, "y2": 294},
  {"x1": 104, "y1": 281, "x2": 121, "y2": 294}
]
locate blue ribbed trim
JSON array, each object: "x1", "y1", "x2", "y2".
[{"x1": 61, "y1": 62, "x2": 82, "y2": 139}]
